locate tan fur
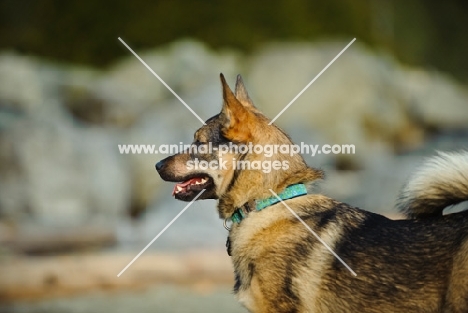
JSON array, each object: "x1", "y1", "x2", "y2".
[
  {"x1": 231, "y1": 196, "x2": 347, "y2": 313},
  {"x1": 157, "y1": 74, "x2": 468, "y2": 313},
  {"x1": 220, "y1": 74, "x2": 257, "y2": 143},
  {"x1": 217, "y1": 75, "x2": 323, "y2": 218}
]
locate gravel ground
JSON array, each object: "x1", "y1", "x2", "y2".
[{"x1": 1, "y1": 285, "x2": 248, "y2": 313}]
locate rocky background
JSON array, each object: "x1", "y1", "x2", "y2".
[
  {"x1": 1, "y1": 39, "x2": 467, "y2": 246},
  {"x1": 1, "y1": 1, "x2": 468, "y2": 312}
]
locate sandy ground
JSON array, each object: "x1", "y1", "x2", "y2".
[
  {"x1": 0, "y1": 250, "x2": 247, "y2": 313},
  {"x1": 1, "y1": 285, "x2": 248, "y2": 313}
]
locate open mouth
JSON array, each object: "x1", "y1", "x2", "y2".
[{"x1": 172, "y1": 175, "x2": 213, "y2": 198}]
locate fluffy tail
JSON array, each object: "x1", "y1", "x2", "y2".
[{"x1": 397, "y1": 151, "x2": 468, "y2": 218}]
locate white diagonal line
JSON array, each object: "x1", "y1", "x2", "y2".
[
  {"x1": 117, "y1": 189, "x2": 205, "y2": 277},
  {"x1": 118, "y1": 37, "x2": 206, "y2": 125},
  {"x1": 268, "y1": 38, "x2": 356, "y2": 125},
  {"x1": 269, "y1": 189, "x2": 357, "y2": 276}
]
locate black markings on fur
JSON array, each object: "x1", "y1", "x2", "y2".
[
  {"x1": 270, "y1": 251, "x2": 302, "y2": 312},
  {"x1": 226, "y1": 236, "x2": 232, "y2": 256},
  {"x1": 296, "y1": 203, "x2": 338, "y2": 231},
  {"x1": 233, "y1": 271, "x2": 241, "y2": 293},
  {"x1": 248, "y1": 262, "x2": 255, "y2": 284},
  {"x1": 204, "y1": 114, "x2": 219, "y2": 124},
  {"x1": 233, "y1": 260, "x2": 254, "y2": 294},
  {"x1": 202, "y1": 114, "x2": 230, "y2": 146},
  {"x1": 225, "y1": 169, "x2": 239, "y2": 194},
  {"x1": 314, "y1": 207, "x2": 337, "y2": 229},
  {"x1": 225, "y1": 152, "x2": 247, "y2": 194},
  {"x1": 323, "y1": 209, "x2": 468, "y2": 311},
  {"x1": 284, "y1": 263, "x2": 300, "y2": 301},
  {"x1": 292, "y1": 240, "x2": 315, "y2": 267}
]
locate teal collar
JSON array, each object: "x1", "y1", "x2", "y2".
[{"x1": 230, "y1": 184, "x2": 308, "y2": 224}]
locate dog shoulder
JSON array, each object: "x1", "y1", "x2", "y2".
[{"x1": 230, "y1": 194, "x2": 373, "y2": 312}]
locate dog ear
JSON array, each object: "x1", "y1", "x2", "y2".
[
  {"x1": 234, "y1": 74, "x2": 257, "y2": 110},
  {"x1": 219, "y1": 73, "x2": 255, "y2": 142}
]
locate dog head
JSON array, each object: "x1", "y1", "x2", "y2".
[{"x1": 156, "y1": 74, "x2": 323, "y2": 218}]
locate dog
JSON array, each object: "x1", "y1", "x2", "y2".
[{"x1": 156, "y1": 74, "x2": 468, "y2": 313}]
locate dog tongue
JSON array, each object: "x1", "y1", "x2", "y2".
[{"x1": 172, "y1": 178, "x2": 202, "y2": 196}]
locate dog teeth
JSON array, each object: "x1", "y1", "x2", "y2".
[
  {"x1": 194, "y1": 178, "x2": 207, "y2": 185},
  {"x1": 176, "y1": 186, "x2": 183, "y2": 192}
]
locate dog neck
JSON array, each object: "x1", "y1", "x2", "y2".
[
  {"x1": 217, "y1": 166, "x2": 323, "y2": 219},
  {"x1": 230, "y1": 183, "x2": 308, "y2": 224}
]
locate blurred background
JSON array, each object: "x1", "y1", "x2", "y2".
[{"x1": 0, "y1": 0, "x2": 467, "y2": 312}]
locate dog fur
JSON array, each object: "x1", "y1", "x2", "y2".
[{"x1": 156, "y1": 74, "x2": 468, "y2": 313}]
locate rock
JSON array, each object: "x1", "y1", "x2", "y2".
[
  {"x1": 1, "y1": 39, "x2": 467, "y2": 251},
  {"x1": 0, "y1": 53, "x2": 44, "y2": 112},
  {"x1": 62, "y1": 39, "x2": 241, "y2": 128},
  {"x1": 400, "y1": 69, "x2": 468, "y2": 128},
  {"x1": 0, "y1": 115, "x2": 130, "y2": 226},
  {"x1": 246, "y1": 41, "x2": 468, "y2": 167}
]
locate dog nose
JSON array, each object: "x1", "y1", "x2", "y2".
[{"x1": 155, "y1": 160, "x2": 164, "y2": 171}]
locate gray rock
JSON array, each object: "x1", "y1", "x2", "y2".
[
  {"x1": 246, "y1": 41, "x2": 468, "y2": 167},
  {"x1": 1, "y1": 39, "x2": 467, "y2": 249},
  {"x1": 400, "y1": 69, "x2": 468, "y2": 128},
  {"x1": 0, "y1": 116, "x2": 130, "y2": 226},
  {"x1": 0, "y1": 53, "x2": 43, "y2": 112},
  {"x1": 61, "y1": 39, "x2": 241, "y2": 127}
]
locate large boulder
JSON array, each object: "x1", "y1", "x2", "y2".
[
  {"x1": 245, "y1": 41, "x2": 468, "y2": 167},
  {"x1": 62, "y1": 40, "x2": 241, "y2": 127},
  {"x1": 0, "y1": 114, "x2": 130, "y2": 227}
]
